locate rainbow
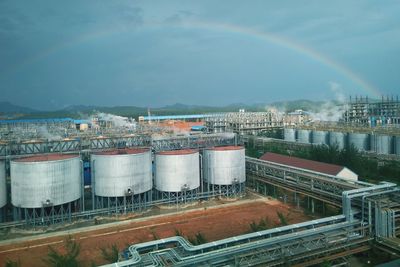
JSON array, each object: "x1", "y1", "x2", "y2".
[{"x1": 1, "y1": 20, "x2": 381, "y2": 97}]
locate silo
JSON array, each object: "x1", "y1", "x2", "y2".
[
  {"x1": 329, "y1": 131, "x2": 346, "y2": 150},
  {"x1": 297, "y1": 129, "x2": 311, "y2": 143},
  {"x1": 371, "y1": 134, "x2": 392, "y2": 155},
  {"x1": 312, "y1": 130, "x2": 329, "y2": 145},
  {"x1": 11, "y1": 154, "x2": 81, "y2": 225},
  {"x1": 0, "y1": 161, "x2": 6, "y2": 222},
  {"x1": 203, "y1": 146, "x2": 245, "y2": 197},
  {"x1": 283, "y1": 128, "x2": 296, "y2": 142},
  {"x1": 348, "y1": 132, "x2": 370, "y2": 151},
  {"x1": 91, "y1": 148, "x2": 152, "y2": 212},
  {"x1": 155, "y1": 149, "x2": 200, "y2": 203}
]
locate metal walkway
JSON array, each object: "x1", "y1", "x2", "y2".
[{"x1": 101, "y1": 157, "x2": 400, "y2": 266}]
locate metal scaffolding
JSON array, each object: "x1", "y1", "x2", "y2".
[{"x1": 205, "y1": 111, "x2": 283, "y2": 135}]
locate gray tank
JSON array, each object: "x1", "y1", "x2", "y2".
[
  {"x1": 297, "y1": 129, "x2": 311, "y2": 143},
  {"x1": 348, "y1": 132, "x2": 370, "y2": 151},
  {"x1": 11, "y1": 154, "x2": 81, "y2": 208},
  {"x1": 0, "y1": 161, "x2": 6, "y2": 208},
  {"x1": 329, "y1": 131, "x2": 346, "y2": 150},
  {"x1": 395, "y1": 136, "x2": 400, "y2": 156},
  {"x1": 283, "y1": 128, "x2": 296, "y2": 142},
  {"x1": 371, "y1": 134, "x2": 392, "y2": 155},
  {"x1": 203, "y1": 146, "x2": 245, "y2": 185},
  {"x1": 312, "y1": 130, "x2": 329, "y2": 145},
  {"x1": 155, "y1": 149, "x2": 200, "y2": 192},
  {"x1": 91, "y1": 148, "x2": 152, "y2": 197}
]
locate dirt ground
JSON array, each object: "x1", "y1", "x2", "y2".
[{"x1": 0, "y1": 199, "x2": 311, "y2": 267}]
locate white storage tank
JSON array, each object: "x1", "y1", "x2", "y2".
[
  {"x1": 283, "y1": 128, "x2": 296, "y2": 142},
  {"x1": 91, "y1": 148, "x2": 152, "y2": 197},
  {"x1": 11, "y1": 154, "x2": 81, "y2": 208},
  {"x1": 203, "y1": 146, "x2": 245, "y2": 185},
  {"x1": 312, "y1": 130, "x2": 329, "y2": 145},
  {"x1": 371, "y1": 134, "x2": 392, "y2": 155},
  {"x1": 155, "y1": 149, "x2": 200, "y2": 192},
  {"x1": 297, "y1": 129, "x2": 311, "y2": 143},
  {"x1": 348, "y1": 132, "x2": 370, "y2": 151},
  {"x1": 0, "y1": 161, "x2": 6, "y2": 209},
  {"x1": 329, "y1": 131, "x2": 346, "y2": 150}
]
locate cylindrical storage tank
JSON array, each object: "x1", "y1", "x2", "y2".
[
  {"x1": 329, "y1": 131, "x2": 346, "y2": 150},
  {"x1": 395, "y1": 136, "x2": 400, "y2": 156},
  {"x1": 11, "y1": 154, "x2": 81, "y2": 208},
  {"x1": 283, "y1": 128, "x2": 296, "y2": 142},
  {"x1": 91, "y1": 148, "x2": 152, "y2": 197},
  {"x1": 155, "y1": 149, "x2": 200, "y2": 192},
  {"x1": 0, "y1": 161, "x2": 6, "y2": 209},
  {"x1": 312, "y1": 130, "x2": 329, "y2": 145},
  {"x1": 348, "y1": 132, "x2": 370, "y2": 151},
  {"x1": 203, "y1": 146, "x2": 245, "y2": 185},
  {"x1": 371, "y1": 134, "x2": 392, "y2": 155},
  {"x1": 297, "y1": 129, "x2": 311, "y2": 143}
]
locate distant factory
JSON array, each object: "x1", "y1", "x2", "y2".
[
  {"x1": 343, "y1": 95, "x2": 400, "y2": 126},
  {"x1": 205, "y1": 110, "x2": 283, "y2": 135}
]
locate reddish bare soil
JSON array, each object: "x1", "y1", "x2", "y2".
[
  {"x1": 158, "y1": 120, "x2": 204, "y2": 132},
  {"x1": 0, "y1": 200, "x2": 310, "y2": 267}
]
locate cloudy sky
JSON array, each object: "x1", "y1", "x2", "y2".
[{"x1": 0, "y1": 1, "x2": 399, "y2": 110}]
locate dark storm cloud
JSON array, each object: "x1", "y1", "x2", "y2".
[{"x1": 0, "y1": 0, "x2": 399, "y2": 110}]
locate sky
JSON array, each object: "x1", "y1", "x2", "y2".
[{"x1": 0, "y1": 1, "x2": 399, "y2": 110}]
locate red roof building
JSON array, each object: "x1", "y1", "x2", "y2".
[{"x1": 259, "y1": 152, "x2": 358, "y2": 181}]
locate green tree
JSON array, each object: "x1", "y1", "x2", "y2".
[
  {"x1": 188, "y1": 232, "x2": 207, "y2": 245},
  {"x1": 4, "y1": 259, "x2": 20, "y2": 267},
  {"x1": 44, "y1": 236, "x2": 81, "y2": 267},
  {"x1": 100, "y1": 244, "x2": 119, "y2": 263},
  {"x1": 277, "y1": 211, "x2": 288, "y2": 226}
]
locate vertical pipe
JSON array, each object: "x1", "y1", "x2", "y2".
[
  {"x1": 80, "y1": 160, "x2": 85, "y2": 212},
  {"x1": 91, "y1": 159, "x2": 96, "y2": 211}
]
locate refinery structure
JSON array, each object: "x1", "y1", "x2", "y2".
[
  {"x1": 0, "y1": 96, "x2": 400, "y2": 266},
  {"x1": 343, "y1": 95, "x2": 400, "y2": 126}
]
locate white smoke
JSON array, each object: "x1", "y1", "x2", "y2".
[
  {"x1": 93, "y1": 112, "x2": 136, "y2": 129},
  {"x1": 308, "y1": 82, "x2": 347, "y2": 122},
  {"x1": 36, "y1": 126, "x2": 63, "y2": 141}
]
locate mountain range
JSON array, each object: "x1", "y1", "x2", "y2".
[{"x1": 0, "y1": 99, "x2": 339, "y2": 119}]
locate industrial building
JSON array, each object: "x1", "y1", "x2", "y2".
[
  {"x1": 205, "y1": 110, "x2": 283, "y2": 135},
  {"x1": 260, "y1": 152, "x2": 358, "y2": 181},
  {"x1": 343, "y1": 95, "x2": 400, "y2": 126}
]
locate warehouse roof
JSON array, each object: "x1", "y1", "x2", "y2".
[
  {"x1": 259, "y1": 152, "x2": 344, "y2": 176},
  {"x1": 0, "y1": 118, "x2": 74, "y2": 124}
]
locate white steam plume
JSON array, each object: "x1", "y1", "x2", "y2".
[
  {"x1": 308, "y1": 82, "x2": 347, "y2": 122},
  {"x1": 94, "y1": 112, "x2": 136, "y2": 128}
]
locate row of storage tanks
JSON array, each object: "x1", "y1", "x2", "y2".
[
  {"x1": 0, "y1": 146, "x2": 245, "y2": 210},
  {"x1": 284, "y1": 128, "x2": 400, "y2": 155}
]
